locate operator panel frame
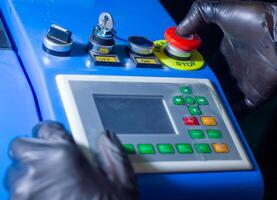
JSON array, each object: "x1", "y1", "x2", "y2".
[{"x1": 56, "y1": 75, "x2": 252, "y2": 173}]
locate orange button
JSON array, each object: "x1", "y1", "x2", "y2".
[
  {"x1": 201, "y1": 116, "x2": 217, "y2": 126},
  {"x1": 212, "y1": 143, "x2": 229, "y2": 153}
]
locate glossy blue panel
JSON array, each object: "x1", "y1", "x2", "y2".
[
  {"x1": 0, "y1": 0, "x2": 264, "y2": 199},
  {"x1": 0, "y1": 50, "x2": 39, "y2": 199}
]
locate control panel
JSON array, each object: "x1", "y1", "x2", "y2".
[
  {"x1": 43, "y1": 13, "x2": 250, "y2": 173},
  {"x1": 42, "y1": 12, "x2": 204, "y2": 71},
  {"x1": 0, "y1": 0, "x2": 264, "y2": 199},
  {"x1": 57, "y1": 75, "x2": 251, "y2": 173}
]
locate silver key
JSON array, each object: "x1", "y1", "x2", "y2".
[{"x1": 98, "y1": 12, "x2": 114, "y2": 31}]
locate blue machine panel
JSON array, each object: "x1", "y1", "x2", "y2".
[
  {"x1": 0, "y1": 0, "x2": 264, "y2": 199},
  {"x1": 0, "y1": 49, "x2": 39, "y2": 198}
]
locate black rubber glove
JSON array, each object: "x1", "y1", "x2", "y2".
[
  {"x1": 5, "y1": 121, "x2": 138, "y2": 200},
  {"x1": 177, "y1": 0, "x2": 277, "y2": 109}
]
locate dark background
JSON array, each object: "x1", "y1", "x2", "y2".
[{"x1": 160, "y1": 0, "x2": 277, "y2": 199}]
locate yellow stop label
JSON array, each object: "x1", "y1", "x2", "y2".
[{"x1": 153, "y1": 40, "x2": 204, "y2": 71}]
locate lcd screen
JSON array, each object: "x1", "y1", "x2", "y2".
[{"x1": 93, "y1": 95, "x2": 175, "y2": 134}]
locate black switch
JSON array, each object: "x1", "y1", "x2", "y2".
[
  {"x1": 47, "y1": 24, "x2": 72, "y2": 44},
  {"x1": 42, "y1": 24, "x2": 73, "y2": 56}
]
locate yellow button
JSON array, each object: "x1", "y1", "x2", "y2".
[
  {"x1": 212, "y1": 143, "x2": 229, "y2": 153},
  {"x1": 201, "y1": 116, "x2": 217, "y2": 126}
]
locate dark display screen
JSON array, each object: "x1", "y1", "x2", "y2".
[{"x1": 94, "y1": 95, "x2": 175, "y2": 134}]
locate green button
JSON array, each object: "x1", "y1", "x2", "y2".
[
  {"x1": 194, "y1": 144, "x2": 211, "y2": 153},
  {"x1": 185, "y1": 96, "x2": 196, "y2": 105},
  {"x1": 189, "y1": 130, "x2": 205, "y2": 139},
  {"x1": 207, "y1": 130, "x2": 222, "y2": 139},
  {"x1": 138, "y1": 144, "x2": 155, "y2": 154},
  {"x1": 180, "y1": 86, "x2": 192, "y2": 95},
  {"x1": 173, "y1": 96, "x2": 185, "y2": 105},
  {"x1": 188, "y1": 106, "x2": 202, "y2": 115},
  {"x1": 196, "y1": 96, "x2": 209, "y2": 105},
  {"x1": 123, "y1": 144, "x2": 135, "y2": 154},
  {"x1": 176, "y1": 143, "x2": 193, "y2": 154},
  {"x1": 157, "y1": 144, "x2": 175, "y2": 154}
]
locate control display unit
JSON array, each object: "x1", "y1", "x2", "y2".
[{"x1": 57, "y1": 75, "x2": 252, "y2": 173}]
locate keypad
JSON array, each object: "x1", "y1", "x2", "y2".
[
  {"x1": 123, "y1": 85, "x2": 231, "y2": 160},
  {"x1": 195, "y1": 144, "x2": 211, "y2": 153},
  {"x1": 176, "y1": 144, "x2": 193, "y2": 154},
  {"x1": 157, "y1": 144, "x2": 175, "y2": 154},
  {"x1": 123, "y1": 144, "x2": 136, "y2": 154},
  {"x1": 173, "y1": 96, "x2": 185, "y2": 105},
  {"x1": 124, "y1": 142, "x2": 229, "y2": 155},
  {"x1": 195, "y1": 96, "x2": 209, "y2": 105},
  {"x1": 180, "y1": 86, "x2": 192, "y2": 95},
  {"x1": 183, "y1": 117, "x2": 200, "y2": 126},
  {"x1": 172, "y1": 85, "x2": 230, "y2": 158},
  {"x1": 201, "y1": 116, "x2": 217, "y2": 126},
  {"x1": 207, "y1": 130, "x2": 222, "y2": 139},
  {"x1": 189, "y1": 130, "x2": 205, "y2": 139},
  {"x1": 213, "y1": 143, "x2": 229, "y2": 153},
  {"x1": 185, "y1": 96, "x2": 195, "y2": 105},
  {"x1": 188, "y1": 106, "x2": 202, "y2": 115},
  {"x1": 138, "y1": 144, "x2": 155, "y2": 154}
]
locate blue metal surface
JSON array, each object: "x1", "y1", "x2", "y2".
[
  {"x1": 0, "y1": 50, "x2": 39, "y2": 199},
  {"x1": 0, "y1": 0, "x2": 264, "y2": 199}
]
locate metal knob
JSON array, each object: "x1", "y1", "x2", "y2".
[
  {"x1": 128, "y1": 36, "x2": 154, "y2": 55},
  {"x1": 42, "y1": 24, "x2": 73, "y2": 56}
]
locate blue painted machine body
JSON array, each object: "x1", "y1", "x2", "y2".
[
  {"x1": 0, "y1": 50, "x2": 39, "y2": 199},
  {"x1": 0, "y1": 0, "x2": 264, "y2": 199}
]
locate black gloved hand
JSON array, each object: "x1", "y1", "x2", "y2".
[
  {"x1": 5, "y1": 121, "x2": 138, "y2": 200},
  {"x1": 177, "y1": 0, "x2": 277, "y2": 109}
]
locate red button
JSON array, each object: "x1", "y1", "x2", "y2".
[
  {"x1": 183, "y1": 117, "x2": 200, "y2": 126},
  {"x1": 164, "y1": 27, "x2": 201, "y2": 51}
]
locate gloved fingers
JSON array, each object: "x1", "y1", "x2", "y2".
[
  {"x1": 177, "y1": 1, "x2": 276, "y2": 40},
  {"x1": 9, "y1": 137, "x2": 60, "y2": 161},
  {"x1": 5, "y1": 162, "x2": 31, "y2": 200},
  {"x1": 6, "y1": 160, "x2": 77, "y2": 200},
  {"x1": 221, "y1": 35, "x2": 277, "y2": 108},
  {"x1": 32, "y1": 121, "x2": 73, "y2": 142},
  {"x1": 220, "y1": 36, "x2": 239, "y2": 72},
  {"x1": 220, "y1": 37, "x2": 253, "y2": 107},
  {"x1": 96, "y1": 131, "x2": 137, "y2": 193},
  {"x1": 97, "y1": 131, "x2": 135, "y2": 183},
  {"x1": 7, "y1": 138, "x2": 105, "y2": 200},
  {"x1": 10, "y1": 121, "x2": 73, "y2": 161},
  {"x1": 176, "y1": 0, "x2": 217, "y2": 36}
]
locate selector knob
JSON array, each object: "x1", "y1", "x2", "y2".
[
  {"x1": 164, "y1": 27, "x2": 201, "y2": 60},
  {"x1": 42, "y1": 24, "x2": 73, "y2": 56},
  {"x1": 128, "y1": 36, "x2": 154, "y2": 55},
  {"x1": 88, "y1": 12, "x2": 115, "y2": 54}
]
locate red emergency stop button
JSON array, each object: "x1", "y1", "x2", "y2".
[{"x1": 164, "y1": 27, "x2": 201, "y2": 51}]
